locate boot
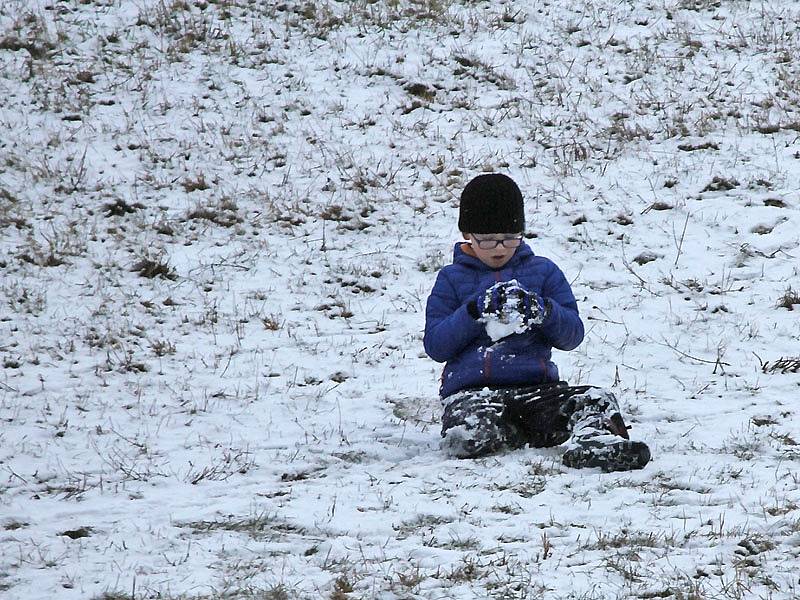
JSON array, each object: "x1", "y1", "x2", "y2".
[{"x1": 561, "y1": 390, "x2": 650, "y2": 472}]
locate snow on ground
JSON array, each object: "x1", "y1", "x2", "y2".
[{"x1": 1, "y1": 0, "x2": 799, "y2": 598}]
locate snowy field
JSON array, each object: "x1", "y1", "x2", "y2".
[{"x1": 1, "y1": 0, "x2": 800, "y2": 598}]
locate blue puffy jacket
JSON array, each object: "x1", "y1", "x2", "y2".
[{"x1": 424, "y1": 242, "x2": 584, "y2": 398}]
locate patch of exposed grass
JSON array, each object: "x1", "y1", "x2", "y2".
[
  {"x1": 776, "y1": 288, "x2": 800, "y2": 310},
  {"x1": 131, "y1": 256, "x2": 177, "y2": 280},
  {"x1": 180, "y1": 511, "x2": 303, "y2": 541}
]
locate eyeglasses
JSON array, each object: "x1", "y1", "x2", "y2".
[{"x1": 470, "y1": 235, "x2": 523, "y2": 249}]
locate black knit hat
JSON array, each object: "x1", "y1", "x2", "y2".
[{"x1": 458, "y1": 173, "x2": 525, "y2": 234}]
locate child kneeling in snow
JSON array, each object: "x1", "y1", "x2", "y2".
[{"x1": 423, "y1": 173, "x2": 650, "y2": 472}]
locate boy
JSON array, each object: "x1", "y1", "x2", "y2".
[{"x1": 423, "y1": 173, "x2": 650, "y2": 471}]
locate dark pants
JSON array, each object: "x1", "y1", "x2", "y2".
[{"x1": 440, "y1": 382, "x2": 618, "y2": 458}]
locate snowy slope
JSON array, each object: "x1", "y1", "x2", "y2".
[{"x1": 1, "y1": 0, "x2": 799, "y2": 598}]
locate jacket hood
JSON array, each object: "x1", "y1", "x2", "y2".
[{"x1": 452, "y1": 240, "x2": 535, "y2": 271}]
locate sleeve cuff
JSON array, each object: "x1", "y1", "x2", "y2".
[{"x1": 466, "y1": 299, "x2": 480, "y2": 320}]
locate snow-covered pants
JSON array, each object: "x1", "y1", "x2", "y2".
[{"x1": 440, "y1": 382, "x2": 626, "y2": 459}]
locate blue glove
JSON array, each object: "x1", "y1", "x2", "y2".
[
  {"x1": 467, "y1": 281, "x2": 517, "y2": 319},
  {"x1": 513, "y1": 288, "x2": 549, "y2": 327},
  {"x1": 480, "y1": 281, "x2": 520, "y2": 316},
  {"x1": 481, "y1": 282, "x2": 513, "y2": 315}
]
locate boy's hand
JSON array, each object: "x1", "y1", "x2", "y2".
[
  {"x1": 513, "y1": 288, "x2": 550, "y2": 327},
  {"x1": 467, "y1": 282, "x2": 510, "y2": 319},
  {"x1": 472, "y1": 281, "x2": 517, "y2": 317},
  {"x1": 466, "y1": 280, "x2": 551, "y2": 340},
  {"x1": 468, "y1": 280, "x2": 549, "y2": 326},
  {"x1": 497, "y1": 283, "x2": 547, "y2": 327}
]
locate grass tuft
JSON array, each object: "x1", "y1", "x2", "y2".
[
  {"x1": 131, "y1": 256, "x2": 177, "y2": 280},
  {"x1": 776, "y1": 288, "x2": 800, "y2": 310}
]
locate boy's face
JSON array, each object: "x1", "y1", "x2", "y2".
[{"x1": 465, "y1": 233, "x2": 522, "y2": 269}]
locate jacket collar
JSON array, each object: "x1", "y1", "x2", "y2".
[{"x1": 451, "y1": 240, "x2": 534, "y2": 271}]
